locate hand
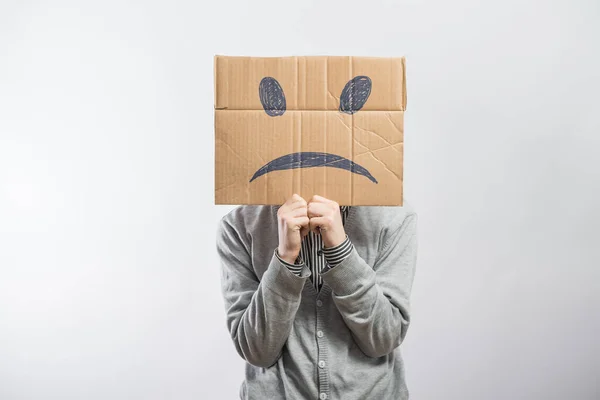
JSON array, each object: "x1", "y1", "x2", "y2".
[
  {"x1": 277, "y1": 194, "x2": 309, "y2": 264},
  {"x1": 307, "y1": 195, "x2": 346, "y2": 248}
]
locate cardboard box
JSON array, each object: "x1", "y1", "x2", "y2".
[{"x1": 214, "y1": 56, "x2": 406, "y2": 206}]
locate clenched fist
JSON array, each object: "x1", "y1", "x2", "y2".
[
  {"x1": 307, "y1": 195, "x2": 346, "y2": 248},
  {"x1": 277, "y1": 194, "x2": 309, "y2": 264}
]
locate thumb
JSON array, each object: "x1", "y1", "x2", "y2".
[{"x1": 300, "y1": 225, "x2": 309, "y2": 237}]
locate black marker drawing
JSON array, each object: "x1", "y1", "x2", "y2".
[
  {"x1": 250, "y1": 152, "x2": 378, "y2": 184},
  {"x1": 339, "y1": 76, "x2": 372, "y2": 114},
  {"x1": 251, "y1": 75, "x2": 377, "y2": 184},
  {"x1": 259, "y1": 77, "x2": 286, "y2": 116}
]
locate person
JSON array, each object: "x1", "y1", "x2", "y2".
[{"x1": 216, "y1": 194, "x2": 418, "y2": 400}]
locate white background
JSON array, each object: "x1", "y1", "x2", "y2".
[{"x1": 1, "y1": 0, "x2": 599, "y2": 399}]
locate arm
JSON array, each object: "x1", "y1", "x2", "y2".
[
  {"x1": 320, "y1": 212, "x2": 418, "y2": 358},
  {"x1": 216, "y1": 218, "x2": 311, "y2": 368}
]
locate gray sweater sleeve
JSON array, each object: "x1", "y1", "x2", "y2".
[
  {"x1": 216, "y1": 218, "x2": 312, "y2": 368},
  {"x1": 320, "y1": 212, "x2": 418, "y2": 358}
]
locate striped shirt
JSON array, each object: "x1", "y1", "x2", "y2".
[{"x1": 276, "y1": 206, "x2": 353, "y2": 291}]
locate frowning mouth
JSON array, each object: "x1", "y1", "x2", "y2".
[{"x1": 249, "y1": 152, "x2": 378, "y2": 183}]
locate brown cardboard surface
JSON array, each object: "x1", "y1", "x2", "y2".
[{"x1": 214, "y1": 56, "x2": 406, "y2": 206}]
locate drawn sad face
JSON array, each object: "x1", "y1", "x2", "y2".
[
  {"x1": 250, "y1": 76, "x2": 378, "y2": 184},
  {"x1": 214, "y1": 55, "x2": 405, "y2": 206}
]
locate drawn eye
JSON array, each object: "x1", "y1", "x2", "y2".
[
  {"x1": 259, "y1": 77, "x2": 286, "y2": 117},
  {"x1": 339, "y1": 76, "x2": 372, "y2": 114}
]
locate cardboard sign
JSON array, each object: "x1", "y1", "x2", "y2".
[{"x1": 214, "y1": 56, "x2": 406, "y2": 206}]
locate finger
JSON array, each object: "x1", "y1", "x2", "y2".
[
  {"x1": 307, "y1": 202, "x2": 330, "y2": 218},
  {"x1": 300, "y1": 224, "x2": 310, "y2": 238},
  {"x1": 279, "y1": 195, "x2": 305, "y2": 215},
  {"x1": 289, "y1": 195, "x2": 307, "y2": 209},
  {"x1": 283, "y1": 213, "x2": 307, "y2": 231},
  {"x1": 292, "y1": 216, "x2": 309, "y2": 231},
  {"x1": 310, "y1": 194, "x2": 328, "y2": 204},
  {"x1": 290, "y1": 200, "x2": 308, "y2": 212},
  {"x1": 290, "y1": 205, "x2": 308, "y2": 218},
  {"x1": 291, "y1": 193, "x2": 306, "y2": 203},
  {"x1": 309, "y1": 220, "x2": 321, "y2": 234},
  {"x1": 309, "y1": 216, "x2": 330, "y2": 233},
  {"x1": 310, "y1": 195, "x2": 339, "y2": 207},
  {"x1": 283, "y1": 193, "x2": 301, "y2": 206}
]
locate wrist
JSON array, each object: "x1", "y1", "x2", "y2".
[
  {"x1": 323, "y1": 231, "x2": 346, "y2": 248},
  {"x1": 278, "y1": 248, "x2": 300, "y2": 264}
]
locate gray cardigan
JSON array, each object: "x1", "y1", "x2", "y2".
[{"x1": 216, "y1": 204, "x2": 418, "y2": 400}]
